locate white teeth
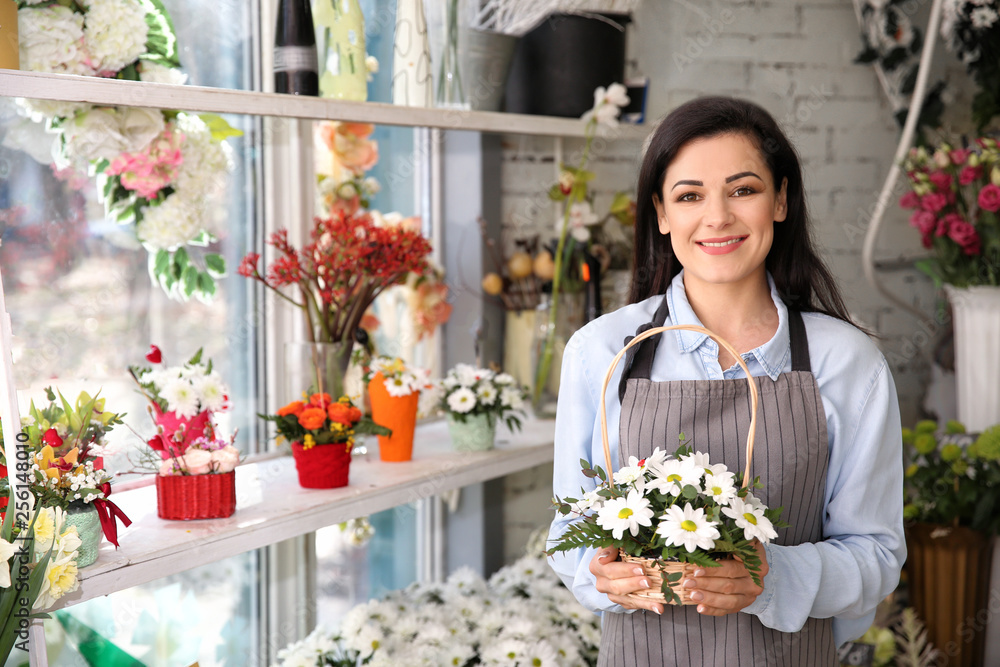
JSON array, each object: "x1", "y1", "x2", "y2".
[{"x1": 699, "y1": 238, "x2": 745, "y2": 247}]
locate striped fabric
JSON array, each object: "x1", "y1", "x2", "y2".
[{"x1": 597, "y1": 309, "x2": 836, "y2": 666}]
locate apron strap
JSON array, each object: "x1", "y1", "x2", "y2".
[{"x1": 617, "y1": 297, "x2": 813, "y2": 401}]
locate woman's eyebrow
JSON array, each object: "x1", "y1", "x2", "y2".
[{"x1": 669, "y1": 172, "x2": 764, "y2": 192}]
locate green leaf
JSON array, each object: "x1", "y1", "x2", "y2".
[
  {"x1": 138, "y1": 0, "x2": 181, "y2": 68},
  {"x1": 681, "y1": 484, "x2": 699, "y2": 500},
  {"x1": 174, "y1": 246, "x2": 190, "y2": 272},
  {"x1": 196, "y1": 272, "x2": 216, "y2": 300},
  {"x1": 204, "y1": 253, "x2": 226, "y2": 278},
  {"x1": 198, "y1": 113, "x2": 244, "y2": 141},
  {"x1": 182, "y1": 265, "x2": 199, "y2": 298}
]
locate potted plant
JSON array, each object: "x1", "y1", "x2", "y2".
[
  {"x1": 898, "y1": 137, "x2": 1000, "y2": 431},
  {"x1": 363, "y1": 356, "x2": 430, "y2": 462},
  {"x1": 0, "y1": 388, "x2": 129, "y2": 568},
  {"x1": 900, "y1": 419, "x2": 1000, "y2": 666},
  {"x1": 263, "y1": 393, "x2": 388, "y2": 489},
  {"x1": 437, "y1": 364, "x2": 527, "y2": 452},
  {"x1": 130, "y1": 346, "x2": 240, "y2": 520}
]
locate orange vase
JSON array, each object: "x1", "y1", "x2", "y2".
[{"x1": 368, "y1": 372, "x2": 419, "y2": 462}]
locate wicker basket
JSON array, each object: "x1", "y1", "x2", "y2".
[
  {"x1": 156, "y1": 471, "x2": 236, "y2": 520},
  {"x1": 598, "y1": 324, "x2": 760, "y2": 605}
]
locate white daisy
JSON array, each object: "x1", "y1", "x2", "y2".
[
  {"x1": 477, "y1": 383, "x2": 498, "y2": 404},
  {"x1": 702, "y1": 471, "x2": 738, "y2": 505},
  {"x1": 160, "y1": 377, "x2": 200, "y2": 417},
  {"x1": 656, "y1": 503, "x2": 720, "y2": 552},
  {"x1": 499, "y1": 387, "x2": 525, "y2": 410},
  {"x1": 195, "y1": 373, "x2": 228, "y2": 411},
  {"x1": 523, "y1": 640, "x2": 561, "y2": 667},
  {"x1": 446, "y1": 388, "x2": 477, "y2": 414},
  {"x1": 648, "y1": 457, "x2": 704, "y2": 496},
  {"x1": 494, "y1": 372, "x2": 515, "y2": 385},
  {"x1": 454, "y1": 364, "x2": 480, "y2": 387},
  {"x1": 612, "y1": 463, "x2": 645, "y2": 488},
  {"x1": 596, "y1": 490, "x2": 654, "y2": 540},
  {"x1": 722, "y1": 496, "x2": 778, "y2": 543}
]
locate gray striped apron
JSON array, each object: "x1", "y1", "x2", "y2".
[{"x1": 598, "y1": 297, "x2": 836, "y2": 666}]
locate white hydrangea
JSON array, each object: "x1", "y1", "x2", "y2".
[
  {"x1": 135, "y1": 193, "x2": 202, "y2": 250},
  {"x1": 83, "y1": 0, "x2": 149, "y2": 73},
  {"x1": 138, "y1": 61, "x2": 189, "y2": 85},
  {"x1": 18, "y1": 6, "x2": 95, "y2": 76},
  {"x1": 173, "y1": 113, "x2": 233, "y2": 201}
]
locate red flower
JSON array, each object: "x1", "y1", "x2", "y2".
[
  {"x1": 899, "y1": 191, "x2": 920, "y2": 209},
  {"x1": 309, "y1": 393, "x2": 333, "y2": 408},
  {"x1": 277, "y1": 401, "x2": 306, "y2": 417},
  {"x1": 145, "y1": 344, "x2": 162, "y2": 364},
  {"x1": 327, "y1": 402, "x2": 356, "y2": 425},
  {"x1": 959, "y1": 165, "x2": 983, "y2": 186},
  {"x1": 928, "y1": 170, "x2": 952, "y2": 191},
  {"x1": 920, "y1": 192, "x2": 948, "y2": 213},
  {"x1": 298, "y1": 407, "x2": 328, "y2": 431},
  {"x1": 237, "y1": 252, "x2": 261, "y2": 278},
  {"x1": 42, "y1": 428, "x2": 63, "y2": 449},
  {"x1": 978, "y1": 184, "x2": 1000, "y2": 213},
  {"x1": 948, "y1": 219, "x2": 981, "y2": 256}
]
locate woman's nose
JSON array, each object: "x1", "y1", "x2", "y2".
[{"x1": 704, "y1": 194, "x2": 734, "y2": 227}]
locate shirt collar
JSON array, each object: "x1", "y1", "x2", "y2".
[{"x1": 666, "y1": 270, "x2": 791, "y2": 380}]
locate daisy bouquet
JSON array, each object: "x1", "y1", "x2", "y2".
[
  {"x1": 364, "y1": 356, "x2": 430, "y2": 398},
  {"x1": 129, "y1": 346, "x2": 237, "y2": 472},
  {"x1": 437, "y1": 364, "x2": 528, "y2": 432},
  {"x1": 272, "y1": 554, "x2": 600, "y2": 667},
  {"x1": 12, "y1": 0, "x2": 240, "y2": 302},
  {"x1": 547, "y1": 443, "x2": 784, "y2": 605}
]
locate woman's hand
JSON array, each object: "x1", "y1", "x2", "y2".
[
  {"x1": 589, "y1": 548, "x2": 665, "y2": 615},
  {"x1": 683, "y1": 540, "x2": 769, "y2": 616}
]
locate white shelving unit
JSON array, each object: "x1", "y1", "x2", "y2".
[{"x1": 0, "y1": 70, "x2": 649, "y2": 140}]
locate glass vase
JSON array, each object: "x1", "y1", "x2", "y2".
[
  {"x1": 314, "y1": 0, "x2": 368, "y2": 100},
  {"x1": 284, "y1": 340, "x2": 355, "y2": 403},
  {"x1": 435, "y1": 0, "x2": 466, "y2": 109},
  {"x1": 531, "y1": 291, "x2": 582, "y2": 418}
]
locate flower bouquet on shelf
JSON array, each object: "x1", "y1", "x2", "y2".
[
  {"x1": 129, "y1": 346, "x2": 240, "y2": 520},
  {"x1": 899, "y1": 137, "x2": 1000, "y2": 287},
  {"x1": 0, "y1": 388, "x2": 130, "y2": 568},
  {"x1": 273, "y1": 553, "x2": 601, "y2": 667},
  {"x1": 438, "y1": 364, "x2": 528, "y2": 452},
  {"x1": 238, "y1": 209, "x2": 434, "y2": 402},
  {"x1": 11, "y1": 0, "x2": 242, "y2": 302},
  {"x1": 263, "y1": 393, "x2": 389, "y2": 489},
  {"x1": 547, "y1": 442, "x2": 784, "y2": 605},
  {"x1": 941, "y1": 0, "x2": 1000, "y2": 130},
  {"x1": 363, "y1": 356, "x2": 430, "y2": 462}
]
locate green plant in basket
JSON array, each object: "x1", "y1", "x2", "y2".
[
  {"x1": 902, "y1": 419, "x2": 1000, "y2": 534},
  {"x1": 547, "y1": 440, "x2": 786, "y2": 605}
]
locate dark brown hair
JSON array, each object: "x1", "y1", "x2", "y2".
[{"x1": 629, "y1": 96, "x2": 859, "y2": 327}]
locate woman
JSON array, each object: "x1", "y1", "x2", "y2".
[{"x1": 547, "y1": 97, "x2": 905, "y2": 665}]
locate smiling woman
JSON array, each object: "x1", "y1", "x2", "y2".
[{"x1": 547, "y1": 96, "x2": 906, "y2": 666}]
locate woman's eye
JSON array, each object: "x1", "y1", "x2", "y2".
[
  {"x1": 677, "y1": 192, "x2": 699, "y2": 202},
  {"x1": 733, "y1": 186, "x2": 756, "y2": 197}
]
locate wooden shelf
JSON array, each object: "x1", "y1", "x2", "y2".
[
  {"x1": 49, "y1": 417, "x2": 555, "y2": 611},
  {"x1": 0, "y1": 70, "x2": 649, "y2": 140}
]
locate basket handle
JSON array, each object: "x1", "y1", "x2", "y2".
[{"x1": 599, "y1": 324, "x2": 759, "y2": 489}]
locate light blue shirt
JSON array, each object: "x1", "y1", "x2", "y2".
[{"x1": 547, "y1": 271, "x2": 905, "y2": 648}]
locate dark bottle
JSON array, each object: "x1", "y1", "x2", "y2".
[{"x1": 274, "y1": 0, "x2": 319, "y2": 95}]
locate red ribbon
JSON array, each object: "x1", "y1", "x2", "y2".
[{"x1": 92, "y1": 483, "x2": 132, "y2": 548}]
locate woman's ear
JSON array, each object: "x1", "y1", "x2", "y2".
[
  {"x1": 653, "y1": 195, "x2": 669, "y2": 235},
  {"x1": 774, "y1": 177, "x2": 788, "y2": 223}
]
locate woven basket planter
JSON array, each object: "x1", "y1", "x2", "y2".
[
  {"x1": 598, "y1": 324, "x2": 760, "y2": 606},
  {"x1": 156, "y1": 471, "x2": 236, "y2": 520},
  {"x1": 291, "y1": 441, "x2": 352, "y2": 488}
]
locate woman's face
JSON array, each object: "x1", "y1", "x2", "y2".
[{"x1": 653, "y1": 133, "x2": 787, "y2": 294}]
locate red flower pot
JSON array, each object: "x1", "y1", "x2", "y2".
[
  {"x1": 292, "y1": 441, "x2": 352, "y2": 488},
  {"x1": 156, "y1": 471, "x2": 236, "y2": 520}
]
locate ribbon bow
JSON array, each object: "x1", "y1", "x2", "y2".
[{"x1": 92, "y1": 482, "x2": 132, "y2": 548}]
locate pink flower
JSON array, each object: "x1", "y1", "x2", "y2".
[
  {"x1": 949, "y1": 148, "x2": 971, "y2": 165},
  {"x1": 210, "y1": 446, "x2": 240, "y2": 473},
  {"x1": 959, "y1": 165, "x2": 983, "y2": 186},
  {"x1": 158, "y1": 458, "x2": 182, "y2": 476},
  {"x1": 180, "y1": 449, "x2": 214, "y2": 474},
  {"x1": 899, "y1": 191, "x2": 921, "y2": 209},
  {"x1": 106, "y1": 124, "x2": 185, "y2": 199},
  {"x1": 940, "y1": 212, "x2": 965, "y2": 238},
  {"x1": 909, "y1": 210, "x2": 936, "y2": 235},
  {"x1": 948, "y1": 218, "x2": 981, "y2": 256},
  {"x1": 978, "y1": 184, "x2": 1000, "y2": 213},
  {"x1": 920, "y1": 191, "x2": 949, "y2": 213},
  {"x1": 928, "y1": 170, "x2": 953, "y2": 191}
]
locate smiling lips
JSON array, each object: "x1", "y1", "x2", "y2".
[{"x1": 696, "y1": 235, "x2": 748, "y2": 255}]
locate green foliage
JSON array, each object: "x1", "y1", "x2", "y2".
[{"x1": 148, "y1": 248, "x2": 224, "y2": 304}]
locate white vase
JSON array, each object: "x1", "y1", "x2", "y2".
[
  {"x1": 391, "y1": 0, "x2": 432, "y2": 107},
  {"x1": 945, "y1": 285, "x2": 1000, "y2": 432}
]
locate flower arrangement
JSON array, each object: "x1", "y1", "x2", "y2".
[
  {"x1": 363, "y1": 356, "x2": 429, "y2": 398},
  {"x1": 238, "y1": 210, "x2": 434, "y2": 398},
  {"x1": 547, "y1": 443, "x2": 784, "y2": 605},
  {"x1": 264, "y1": 393, "x2": 387, "y2": 451},
  {"x1": 13, "y1": 0, "x2": 241, "y2": 302},
  {"x1": 273, "y1": 554, "x2": 601, "y2": 667},
  {"x1": 316, "y1": 121, "x2": 380, "y2": 216},
  {"x1": 438, "y1": 364, "x2": 527, "y2": 431},
  {"x1": 898, "y1": 137, "x2": 1000, "y2": 286},
  {"x1": 941, "y1": 0, "x2": 1000, "y2": 130},
  {"x1": 533, "y1": 84, "x2": 633, "y2": 407},
  {"x1": 902, "y1": 419, "x2": 1000, "y2": 534}
]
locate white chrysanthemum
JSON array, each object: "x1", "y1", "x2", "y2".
[
  {"x1": 612, "y1": 463, "x2": 644, "y2": 487},
  {"x1": 83, "y1": 0, "x2": 149, "y2": 73},
  {"x1": 703, "y1": 470, "x2": 738, "y2": 504},
  {"x1": 447, "y1": 566, "x2": 488, "y2": 596},
  {"x1": 656, "y1": 503, "x2": 721, "y2": 553},
  {"x1": 648, "y1": 457, "x2": 704, "y2": 496},
  {"x1": 453, "y1": 363, "x2": 480, "y2": 387},
  {"x1": 596, "y1": 489, "x2": 654, "y2": 540},
  {"x1": 344, "y1": 622, "x2": 385, "y2": 659},
  {"x1": 494, "y1": 372, "x2": 515, "y2": 385},
  {"x1": 135, "y1": 193, "x2": 203, "y2": 250},
  {"x1": 970, "y1": 6, "x2": 998, "y2": 29},
  {"x1": 195, "y1": 373, "x2": 228, "y2": 412},
  {"x1": 722, "y1": 496, "x2": 778, "y2": 543},
  {"x1": 18, "y1": 6, "x2": 96, "y2": 76},
  {"x1": 476, "y1": 382, "x2": 498, "y2": 404},
  {"x1": 499, "y1": 387, "x2": 524, "y2": 411},
  {"x1": 446, "y1": 387, "x2": 477, "y2": 414},
  {"x1": 481, "y1": 638, "x2": 528, "y2": 665},
  {"x1": 569, "y1": 488, "x2": 604, "y2": 514},
  {"x1": 523, "y1": 640, "x2": 561, "y2": 667},
  {"x1": 160, "y1": 376, "x2": 200, "y2": 417},
  {"x1": 442, "y1": 376, "x2": 460, "y2": 390},
  {"x1": 139, "y1": 61, "x2": 190, "y2": 85}
]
